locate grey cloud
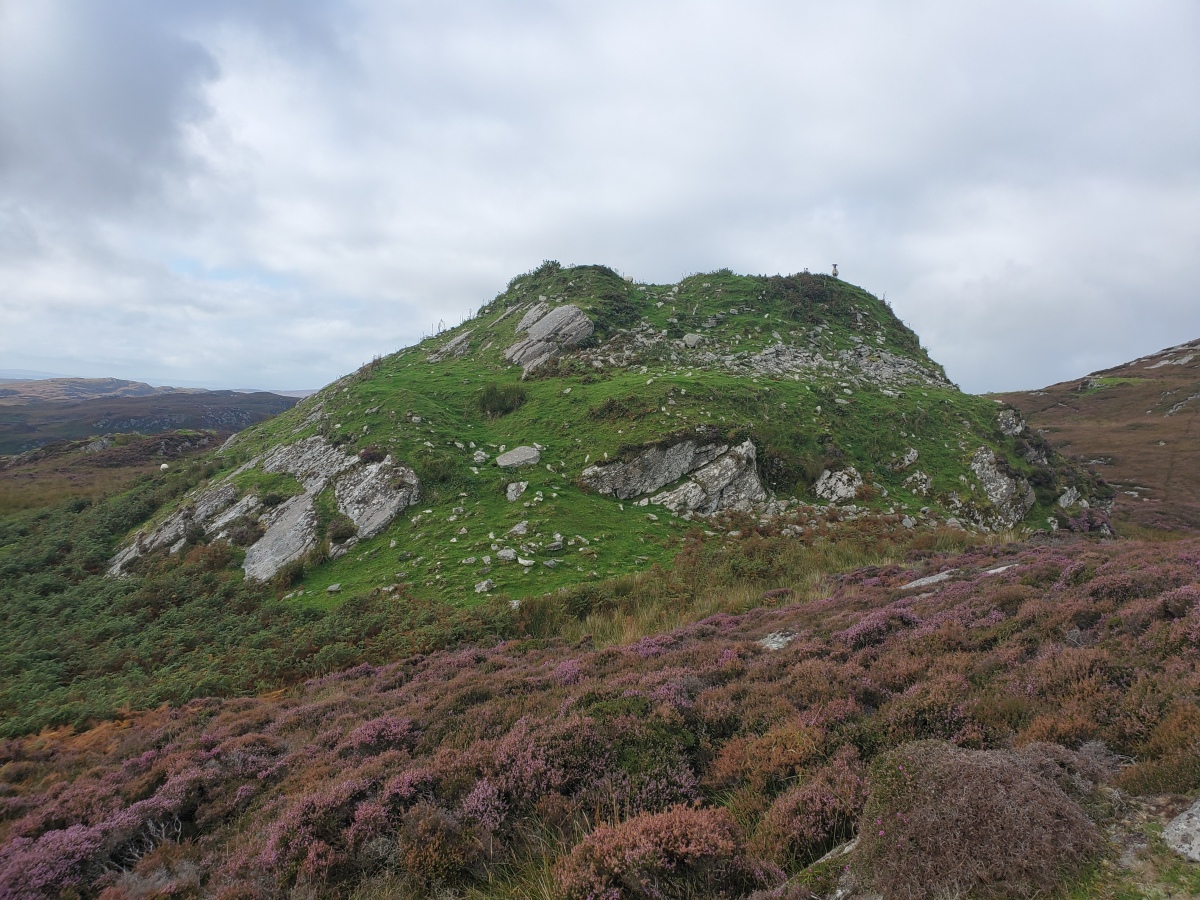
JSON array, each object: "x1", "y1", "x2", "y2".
[{"x1": 0, "y1": 0, "x2": 1198, "y2": 391}]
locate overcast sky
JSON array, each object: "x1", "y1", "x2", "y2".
[{"x1": 1, "y1": 1, "x2": 1197, "y2": 392}]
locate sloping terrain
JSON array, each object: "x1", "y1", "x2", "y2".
[
  {"x1": 3, "y1": 534, "x2": 1199, "y2": 898},
  {"x1": 0, "y1": 431, "x2": 227, "y2": 513},
  {"x1": 1000, "y1": 338, "x2": 1200, "y2": 532},
  {"x1": 0, "y1": 390, "x2": 298, "y2": 454},
  {"x1": 108, "y1": 264, "x2": 1102, "y2": 605}
]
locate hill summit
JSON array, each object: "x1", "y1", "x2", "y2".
[{"x1": 108, "y1": 263, "x2": 1103, "y2": 602}]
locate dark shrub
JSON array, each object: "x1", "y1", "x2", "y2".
[
  {"x1": 358, "y1": 444, "x2": 386, "y2": 464},
  {"x1": 855, "y1": 741, "x2": 1103, "y2": 900},
  {"x1": 554, "y1": 805, "x2": 782, "y2": 900},
  {"x1": 397, "y1": 802, "x2": 481, "y2": 886},
  {"x1": 326, "y1": 515, "x2": 356, "y2": 544},
  {"x1": 228, "y1": 517, "x2": 265, "y2": 547},
  {"x1": 479, "y1": 383, "x2": 527, "y2": 418},
  {"x1": 260, "y1": 491, "x2": 285, "y2": 507}
]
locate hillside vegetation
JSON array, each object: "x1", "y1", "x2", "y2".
[{"x1": 108, "y1": 264, "x2": 1103, "y2": 607}]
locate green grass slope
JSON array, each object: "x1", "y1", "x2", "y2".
[{"x1": 132, "y1": 263, "x2": 1101, "y2": 605}]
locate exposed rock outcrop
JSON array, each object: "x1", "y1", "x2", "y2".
[
  {"x1": 504, "y1": 304, "x2": 594, "y2": 374},
  {"x1": 334, "y1": 458, "x2": 421, "y2": 540},
  {"x1": 814, "y1": 467, "x2": 864, "y2": 503},
  {"x1": 968, "y1": 447, "x2": 1036, "y2": 529},
  {"x1": 1164, "y1": 798, "x2": 1200, "y2": 862},
  {"x1": 427, "y1": 328, "x2": 474, "y2": 363},
  {"x1": 580, "y1": 440, "x2": 726, "y2": 500},
  {"x1": 109, "y1": 435, "x2": 421, "y2": 581},
  {"x1": 649, "y1": 440, "x2": 766, "y2": 516},
  {"x1": 242, "y1": 495, "x2": 319, "y2": 582}
]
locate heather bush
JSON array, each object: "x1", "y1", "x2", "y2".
[
  {"x1": 855, "y1": 741, "x2": 1103, "y2": 900},
  {"x1": 751, "y1": 745, "x2": 866, "y2": 867},
  {"x1": 554, "y1": 805, "x2": 782, "y2": 900}
]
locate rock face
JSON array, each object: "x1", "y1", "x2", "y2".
[
  {"x1": 580, "y1": 440, "x2": 727, "y2": 500},
  {"x1": 814, "y1": 467, "x2": 863, "y2": 503},
  {"x1": 1164, "y1": 798, "x2": 1200, "y2": 862},
  {"x1": 997, "y1": 408, "x2": 1026, "y2": 436},
  {"x1": 496, "y1": 446, "x2": 541, "y2": 468},
  {"x1": 427, "y1": 328, "x2": 474, "y2": 363},
  {"x1": 109, "y1": 435, "x2": 421, "y2": 581},
  {"x1": 650, "y1": 440, "x2": 767, "y2": 516},
  {"x1": 504, "y1": 304, "x2": 594, "y2": 374},
  {"x1": 334, "y1": 458, "x2": 421, "y2": 540},
  {"x1": 969, "y1": 447, "x2": 1036, "y2": 529},
  {"x1": 242, "y1": 495, "x2": 318, "y2": 581}
]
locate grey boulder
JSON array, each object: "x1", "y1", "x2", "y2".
[
  {"x1": 814, "y1": 467, "x2": 863, "y2": 503},
  {"x1": 1164, "y1": 799, "x2": 1200, "y2": 862},
  {"x1": 650, "y1": 440, "x2": 767, "y2": 516},
  {"x1": 496, "y1": 446, "x2": 541, "y2": 468}
]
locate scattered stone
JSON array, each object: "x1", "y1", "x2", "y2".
[
  {"x1": 902, "y1": 516, "x2": 915, "y2": 529},
  {"x1": 506, "y1": 481, "x2": 529, "y2": 501},
  {"x1": 814, "y1": 467, "x2": 864, "y2": 503},
  {"x1": 496, "y1": 446, "x2": 541, "y2": 468},
  {"x1": 474, "y1": 579, "x2": 495, "y2": 593},
  {"x1": 508, "y1": 521, "x2": 529, "y2": 535},
  {"x1": 326, "y1": 583, "x2": 341, "y2": 594},
  {"x1": 1057, "y1": 486, "x2": 1082, "y2": 508},
  {"x1": 683, "y1": 333, "x2": 704, "y2": 348},
  {"x1": 473, "y1": 450, "x2": 489, "y2": 464},
  {"x1": 757, "y1": 632, "x2": 795, "y2": 651},
  {"x1": 518, "y1": 557, "x2": 535, "y2": 566},
  {"x1": 902, "y1": 569, "x2": 957, "y2": 590},
  {"x1": 497, "y1": 548, "x2": 517, "y2": 562}
]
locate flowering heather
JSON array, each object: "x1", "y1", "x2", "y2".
[{"x1": 1, "y1": 536, "x2": 1199, "y2": 897}]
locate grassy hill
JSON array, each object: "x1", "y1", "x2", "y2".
[{"x1": 112, "y1": 263, "x2": 1100, "y2": 607}]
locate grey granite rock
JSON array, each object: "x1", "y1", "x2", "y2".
[
  {"x1": 496, "y1": 446, "x2": 540, "y2": 467},
  {"x1": 504, "y1": 304, "x2": 594, "y2": 373},
  {"x1": 814, "y1": 467, "x2": 863, "y2": 503},
  {"x1": 427, "y1": 328, "x2": 474, "y2": 362},
  {"x1": 650, "y1": 440, "x2": 766, "y2": 516},
  {"x1": 260, "y1": 435, "x2": 358, "y2": 492},
  {"x1": 1164, "y1": 798, "x2": 1200, "y2": 861},
  {"x1": 506, "y1": 481, "x2": 528, "y2": 501},
  {"x1": 580, "y1": 439, "x2": 726, "y2": 500},
  {"x1": 334, "y1": 458, "x2": 421, "y2": 540},
  {"x1": 243, "y1": 494, "x2": 319, "y2": 581},
  {"x1": 970, "y1": 447, "x2": 1035, "y2": 529}
]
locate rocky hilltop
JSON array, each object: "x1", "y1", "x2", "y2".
[{"x1": 109, "y1": 263, "x2": 1102, "y2": 600}]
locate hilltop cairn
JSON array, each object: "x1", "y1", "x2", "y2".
[{"x1": 108, "y1": 435, "x2": 420, "y2": 581}]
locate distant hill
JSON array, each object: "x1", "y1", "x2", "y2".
[
  {"x1": 999, "y1": 338, "x2": 1200, "y2": 531},
  {"x1": 0, "y1": 380, "x2": 298, "y2": 454}
]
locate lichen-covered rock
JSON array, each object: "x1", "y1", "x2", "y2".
[
  {"x1": 506, "y1": 481, "x2": 528, "y2": 501},
  {"x1": 496, "y1": 446, "x2": 541, "y2": 467},
  {"x1": 1164, "y1": 798, "x2": 1200, "y2": 862},
  {"x1": 814, "y1": 467, "x2": 863, "y2": 503},
  {"x1": 997, "y1": 408, "x2": 1026, "y2": 436},
  {"x1": 243, "y1": 494, "x2": 319, "y2": 581},
  {"x1": 969, "y1": 447, "x2": 1036, "y2": 528},
  {"x1": 650, "y1": 440, "x2": 766, "y2": 515},
  {"x1": 580, "y1": 440, "x2": 726, "y2": 500},
  {"x1": 504, "y1": 304, "x2": 594, "y2": 373},
  {"x1": 334, "y1": 458, "x2": 421, "y2": 540}
]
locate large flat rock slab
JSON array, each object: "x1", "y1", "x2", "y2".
[
  {"x1": 243, "y1": 494, "x2": 319, "y2": 581},
  {"x1": 504, "y1": 304, "x2": 593, "y2": 374}
]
